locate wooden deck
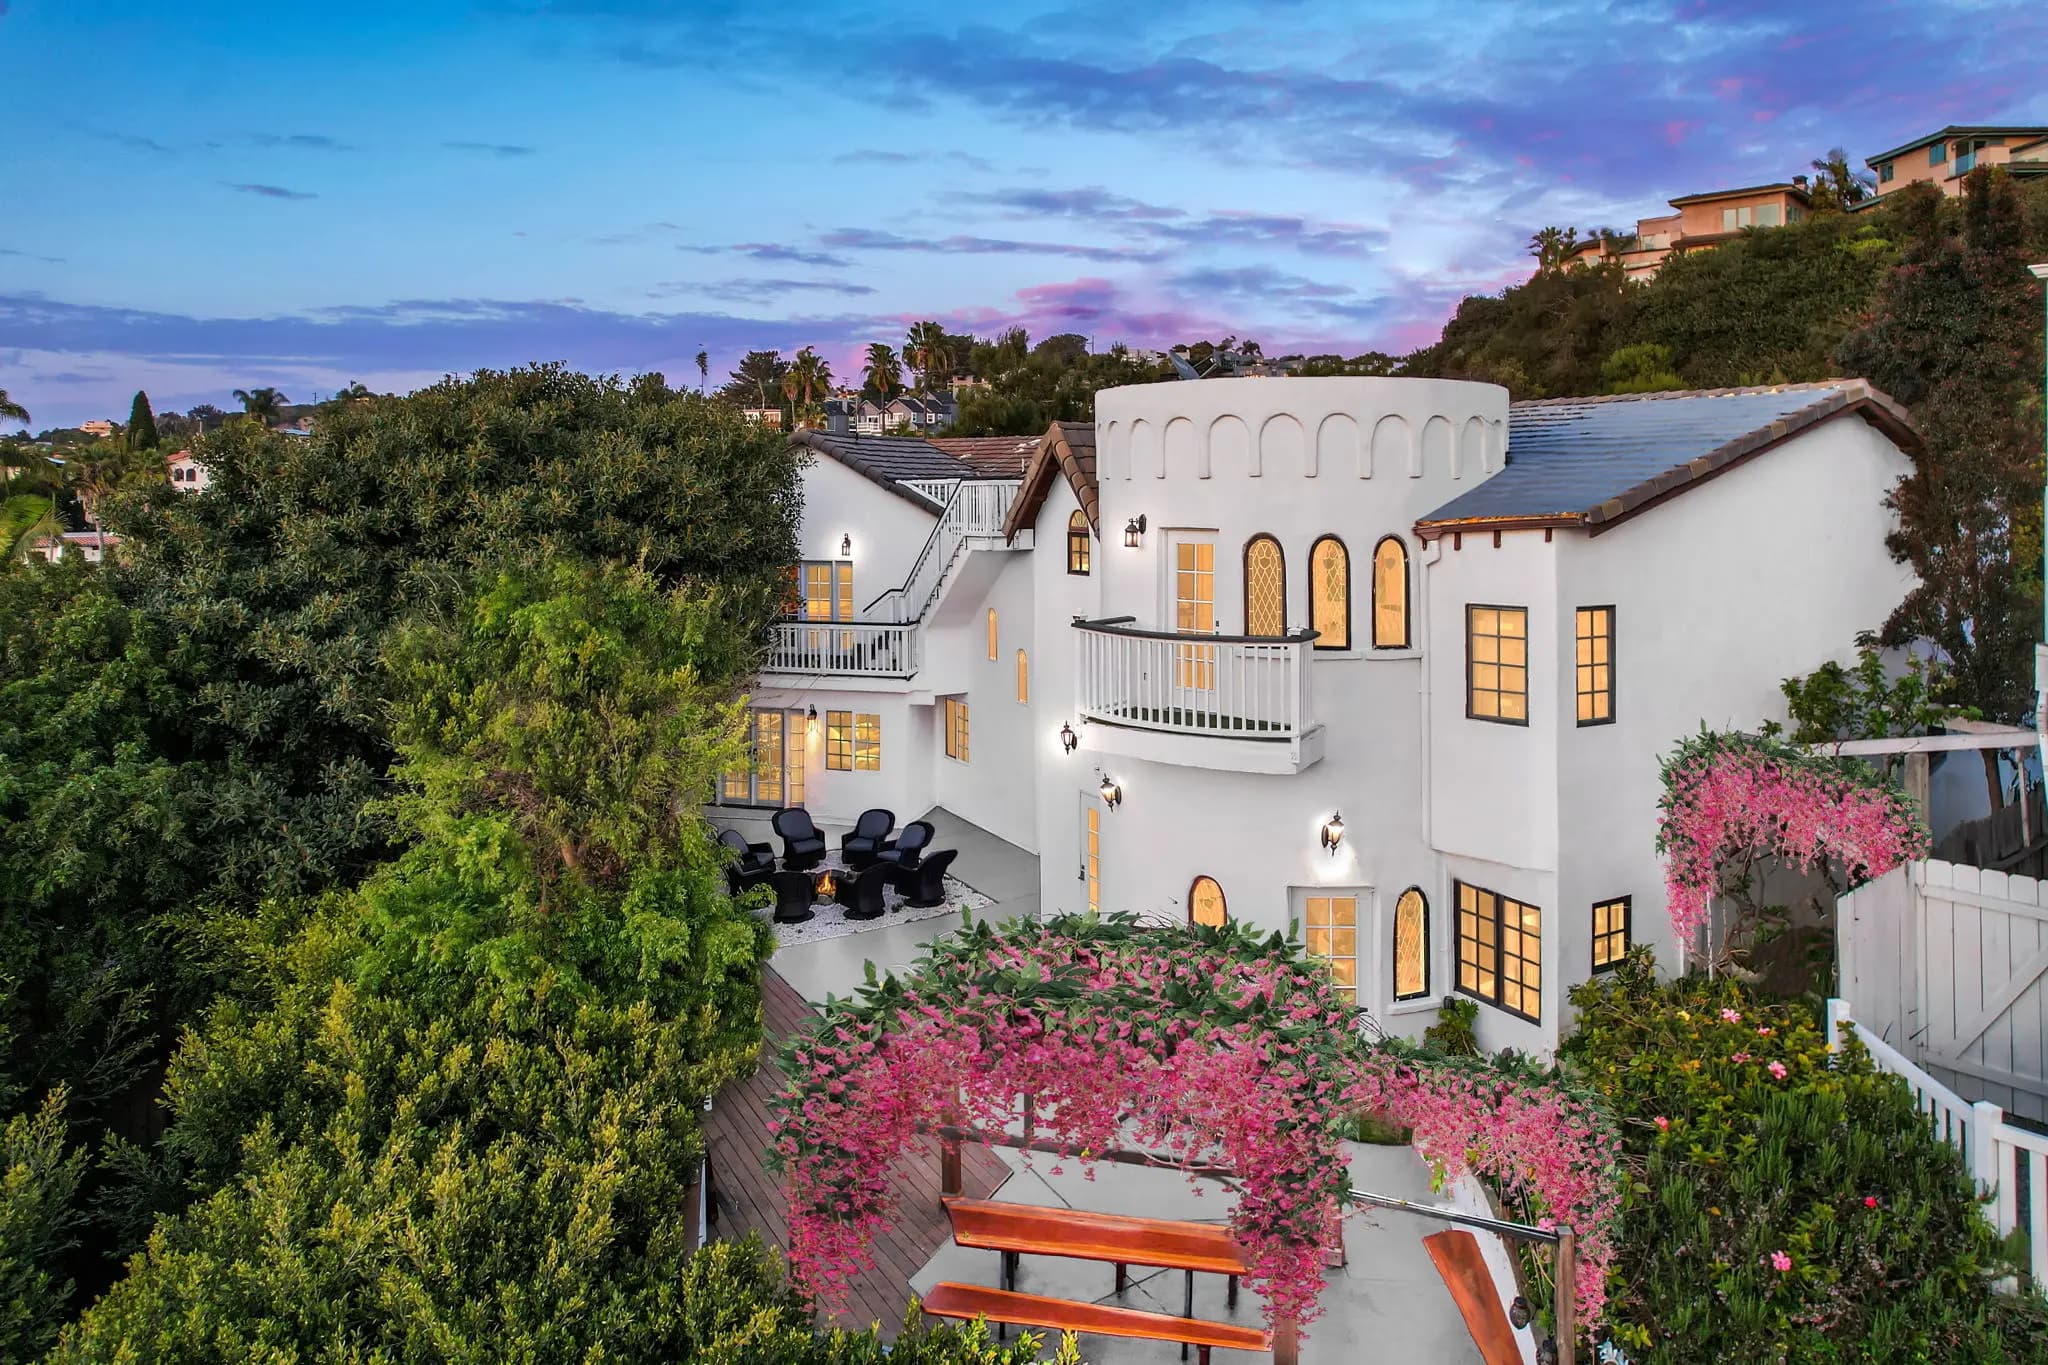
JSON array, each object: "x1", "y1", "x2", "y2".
[{"x1": 707, "y1": 964, "x2": 1011, "y2": 1335}]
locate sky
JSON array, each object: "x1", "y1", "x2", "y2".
[{"x1": 2, "y1": 0, "x2": 2046, "y2": 429}]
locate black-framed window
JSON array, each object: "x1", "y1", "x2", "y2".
[
  {"x1": 1592, "y1": 896, "x2": 1631, "y2": 972},
  {"x1": 1371, "y1": 536, "x2": 1409, "y2": 649},
  {"x1": 1067, "y1": 510, "x2": 1091, "y2": 575},
  {"x1": 1189, "y1": 875, "x2": 1227, "y2": 927},
  {"x1": 1393, "y1": 886, "x2": 1430, "y2": 1002},
  {"x1": 1309, "y1": 535, "x2": 1349, "y2": 650},
  {"x1": 1466, "y1": 604, "x2": 1528, "y2": 724},
  {"x1": 1455, "y1": 880, "x2": 1541, "y2": 1023},
  {"x1": 1243, "y1": 534, "x2": 1286, "y2": 638},
  {"x1": 1575, "y1": 606, "x2": 1615, "y2": 726}
]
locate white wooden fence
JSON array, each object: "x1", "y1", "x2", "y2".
[{"x1": 1828, "y1": 998, "x2": 2048, "y2": 1292}]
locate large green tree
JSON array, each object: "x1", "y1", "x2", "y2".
[{"x1": 125, "y1": 391, "x2": 158, "y2": 451}]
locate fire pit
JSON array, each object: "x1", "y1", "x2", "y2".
[{"x1": 814, "y1": 869, "x2": 840, "y2": 904}]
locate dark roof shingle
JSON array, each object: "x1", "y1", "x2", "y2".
[
  {"x1": 928, "y1": 435, "x2": 1040, "y2": 477},
  {"x1": 789, "y1": 430, "x2": 970, "y2": 507}
]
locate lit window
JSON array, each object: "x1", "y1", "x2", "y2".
[
  {"x1": 1575, "y1": 606, "x2": 1614, "y2": 725},
  {"x1": 1083, "y1": 802, "x2": 1100, "y2": 913},
  {"x1": 1189, "y1": 876, "x2": 1227, "y2": 927},
  {"x1": 1303, "y1": 894, "x2": 1358, "y2": 988},
  {"x1": 1309, "y1": 536, "x2": 1350, "y2": 650},
  {"x1": 1371, "y1": 536, "x2": 1409, "y2": 649},
  {"x1": 1174, "y1": 540, "x2": 1216, "y2": 688},
  {"x1": 1592, "y1": 896, "x2": 1631, "y2": 972},
  {"x1": 825, "y1": 710, "x2": 853, "y2": 771},
  {"x1": 943, "y1": 696, "x2": 970, "y2": 762},
  {"x1": 1467, "y1": 605, "x2": 1528, "y2": 724},
  {"x1": 854, "y1": 712, "x2": 879, "y2": 770},
  {"x1": 1243, "y1": 534, "x2": 1286, "y2": 637},
  {"x1": 1016, "y1": 649, "x2": 1029, "y2": 704},
  {"x1": 801, "y1": 561, "x2": 855, "y2": 621},
  {"x1": 722, "y1": 708, "x2": 804, "y2": 806},
  {"x1": 987, "y1": 608, "x2": 998, "y2": 661},
  {"x1": 1067, "y1": 510, "x2": 1091, "y2": 575},
  {"x1": 1394, "y1": 887, "x2": 1429, "y2": 1001},
  {"x1": 1456, "y1": 881, "x2": 1541, "y2": 1022}
]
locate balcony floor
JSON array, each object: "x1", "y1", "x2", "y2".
[{"x1": 1078, "y1": 716, "x2": 1325, "y2": 775}]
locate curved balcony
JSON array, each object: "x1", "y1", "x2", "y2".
[{"x1": 1072, "y1": 617, "x2": 1324, "y2": 774}]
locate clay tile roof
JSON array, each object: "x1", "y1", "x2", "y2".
[
  {"x1": 928, "y1": 435, "x2": 1041, "y2": 477},
  {"x1": 1001, "y1": 421, "x2": 1096, "y2": 542},
  {"x1": 1415, "y1": 380, "x2": 1918, "y2": 536},
  {"x1": 787, "y1": 430, "x2": 971, "y2": 508}
]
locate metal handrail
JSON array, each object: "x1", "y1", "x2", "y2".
[{"x1": 1073, "y1": 615, "x2": 1322, "y2": 647}]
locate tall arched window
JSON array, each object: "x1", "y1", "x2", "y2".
[
  {"x1": 1372, "y1": 536, "x2": 1410, "y2": 650},
  {"x1": 1394, "y1": 887, "x2": 1429, "y2": 1001},
  {"x1": 1016, "y1": 649, "x2": 1029, "y2": 704},
  {"x1": 1242, "y1": 534, "x2": 1286, "y2": 638},
  {"x1": 1067, "y1": 510, "x2": 1091, "y2": 575},
  {"x1": 1309, "y1": 535, "x2": 1350, "y2": 650},
  {"x1": 1189, "y1": 876, "x2": 1227, "y2": 927},
  {"x1": 986, "y1": 607, "x2": 998, "y2": 660}
]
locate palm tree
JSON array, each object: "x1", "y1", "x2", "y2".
[
  {"x1": 904, "y1": 321, "x2": 950, "y2": 393},
  {"x1": 1808, "y1": 148, "x2": 1875, "y2": 213},
  {"x1": 695, "y1": 349, "x2": 709, "y2": 394},
  {"x1": 333, "y1": 382, "x2": 373, "y2": 403},
  {"x1": 233, "y1": 386, "x2": 289, "y2": 425},
  {"x1": 782, "y1": 348, "x2": 834, "y2": 428},
  {"x1": 862, "y1": 343, "x2": 904, "y2": 407},
  {"x1": 67, "y1": 443, "x2": 154, "y2": 556},
  {"x1": 0, "y1": 388, "x2": 28, "y2": 429}
]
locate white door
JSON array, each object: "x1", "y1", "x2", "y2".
[
  {"x1": 1164, "y1": 531, "x2": 1216, "y2": 693},
  {"x1": 1078, "y1": 792, "x2": 1102, "y2": 915}
]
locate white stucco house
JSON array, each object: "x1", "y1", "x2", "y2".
[
  {"x1": 166, "y1": 449, "x2": 212, "y2": 493},
  {"x1": 723, "y1": 377, "x2": 1918, "y2": 1054}
]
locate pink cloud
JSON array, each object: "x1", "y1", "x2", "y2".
[{"x1": 1664, "y1": 119, "x2": 1697, "y2": 146}]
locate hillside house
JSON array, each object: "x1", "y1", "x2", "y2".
[
  {"x1": 1864, "y1": 125, "x2": 2048, "y2": 200},
  {"x1": 166, "y1": 449, "x2": 212, "y2": 493},
  {"x1": 1569, "y1": 181, "x2": 1812, "y2": 281}
]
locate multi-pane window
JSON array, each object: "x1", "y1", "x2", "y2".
[
  {"x1": 987, "y1": 608, "x2": 999, "y2": 661},
  {"x1": 1372, "y1": 536, "x2": 1409, "y2": 649},
  {"x1": 1189, "y1": 876, "x2": 1227, "y2": 927},
  {"x1": 1016, "y1": 649, "x2": 1029, "y2": 704},
  {"x1": 1309, "y1": 536, "x2": 1349, "y2": 650},
  {"x1": 1174, "y1": 539, "x2": 1216, "y2": 688},
  {"x1": 1456, "y1": 881, "x2": 1541, "y2": 1022},
  {"x1": 1243, "y1": 535, "x2": 1286, "y2": 637},
  {"x1": 1575, "y1": 606, "x2": 1614, "y2": 725},
  {"x1": 1083, "y1": 802, "x2": 1100, "y2": 913},
  {"x1": 721, "y1": 709, "x2": 805, "y2": 806},
  {"x1": 801, "y1": 561, "x2": 854, "y2": 621},
  {"x1": 1467, "y1": 605, "x2": 1528, "y2": 724},
  {"x1": 1393, "y1": 887, "x2": 1429, "y2": 1001},
  {"x1": 1303, "y1": 894, "x2": 1358, "y2": 989},
  {"x1": 1592, "y1": 896, "x2": 1631, "y2": 972},
  {"x1": 1930, "y1": 141, "x2": 1948, "y2": 165},
  {"x1": 1067, "y1": 510, "x2": 1091, "y2": 575},
  {"x1": 824, "y1": 711, "x2": 881, "y2": 772},
  {"x1": 943, "y1": 696, "x2": 970, "y2": 762}
]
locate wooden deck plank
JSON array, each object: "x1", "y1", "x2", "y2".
[
  {"x1": 944, "y1": 1197, "x2": 1248, "y2": 1275},
  {"x1": 921, "y1": 1283, "x2": 1270, "y2": 1351},
  {"x1": 1422, "y1": 1230, "x2": 1522, "y2": 1365}
]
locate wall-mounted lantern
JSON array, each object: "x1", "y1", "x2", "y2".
[
  {"x1": 806, "y1": 704, "x2": 819, "y2": 737},
  {"x1": 1099, "y1": 774, "x2": 1123, "y2": 810},
  {"x1": 1123, "y1": 514, "x2": 1146, "y2": 549},
  {"x1": 840, "y1": 533, "x2": 853, "y2": 557},
  {"x1": 1320, "y1": 811, "x2": 1345, "y2": 855},
  {"x1": 1059, "y1": 721, "x2": 1078, "y2": 754}
]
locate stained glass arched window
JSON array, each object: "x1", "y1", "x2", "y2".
[
  {"x1": 1372, "y1": 536, "x2": 1409, "y2": 649},
  {"x1": 1189, "y1": 876, "x2": 1227, "y2": 927},
  {"x1": 1243, "y1": 534, "x2": 1286, "y2": 637},
  {"x1": 1067, "y1": 510, "x2": 1091, "y2": 575},
  {"x1": 1394, "y1": 886, "x2": 1429, "y2": 1001},
  {"x1": 1309, "y1": 535, "x2": 1350, "y2": 650}
]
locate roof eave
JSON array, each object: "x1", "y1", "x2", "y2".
[{"x1": 787, "y1": 430, "x2": 951, "y2": 512}]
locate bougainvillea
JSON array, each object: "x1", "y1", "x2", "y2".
[
  {"x1": 768, "y1": 913, "x2": 1623, "y2": 1337},
  {"x1": 1657, "y1": 728, "x2": 1926, "y2": 949}
]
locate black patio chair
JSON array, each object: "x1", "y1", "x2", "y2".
[
  {"x1": 841, "y1": 808, "x2": 897, "y2": 869},
  {"x1": 875, "y1": 820, "x2": 934, "y2": 873},
  {"x1": 895, "y1": 848, "x2": 957, "y2": 909},
  {"x1": 772, "y1": 807, "x2": 827, "y2": 870},
  {"x1": 842, "y1": 864, "x2": 889, "y2": 921},
  {"x1": 768, "y1": 870, "x2": 817, "y2": 924},
  {"x1": 718, "y1": 828, "x2": 775, "y2": 897}
]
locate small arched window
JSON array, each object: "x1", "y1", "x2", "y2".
[
  {"x1": 1067, "y1": 510, "x2": 1091, "y2": 575},
  {"x1": 1189, "y1": 876, "x2": 1227, "y2": 927},
  {"x1": 1242, "y1": 534, "x2": 1286, "y2": 637},
  {"x1": 987, "y1": 607, "x2": 998, "y2": 660},
  {"x1": 1372, "y1": 536, "x2": 1409, "y2": 650},
  {"x1": 1016, "y1": 649, "x2": 1029, "y2": 704},
  {"x1": 1394, "y1": 887, "x2": 1430, "y2": 1001},
  {"x1": 1309, "y1": 535, "x2": 1350, "y2": 650}
]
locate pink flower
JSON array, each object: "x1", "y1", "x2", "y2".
[
  {"x1": 1770, "y1": 1250, "x2": 1792, "y2": 1273},
  {"x1": 1864, "y1": 1196, "x2": 1879, "y2": 1209},
  {"x1": 1768, "y1": 1061, "x2": 1788, "y2": 1080},
  {"x1": 1756, "y1": 1026, "x2": 1773, "y2": 1037},
  {"x1": 1653, "y1": 1116, "x2": 1670, "y2": 1131},
  {"x1": 1720, "y1": 1008, "x2": 1742, "y2": 1023},
  {"x1": 1731, "y1": 1051, "x2": 1751, "y2": 1064}
]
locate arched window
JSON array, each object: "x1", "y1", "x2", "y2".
[
  {"x1": 1016, "y1": 649, "x2": 1029, "y2": 704},
  {"x1": 1394, "y1": 887, "x2": 1429, "y2": 1001},
  {"x1": 1242, "y1": 534, "x2": 1286, "y2": 638},
  {"x1": 1309, "y1": 535, "x2": 1350, "y2": 650},
  {"x1": 1189, "y1": 876, "x2": 1227, "y2": 927},
  {"x1": 986, "y1": 607, "x2": 998, "y2": 660},
  {"x1": 1067, "y1": 510, "x2": 1091, "y2": 575},
  {"x1": 1372, "y1": 536, "x2": 1409, "y2": 650}
]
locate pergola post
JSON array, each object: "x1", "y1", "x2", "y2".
[
  {"x1": 1271, "y1": 1315, "x2": 1299, "y2": 1365},
  {"x1": 940, "y1": 1133, "x2": 962, "y2": 1203},
  {"x1": 1553, "y1": 1227, "x2": 1577, "y2": 1365}
]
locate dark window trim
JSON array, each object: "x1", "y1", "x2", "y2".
[
  {"x1": 1241, "y1": 533, "x2": 1288, "y2": 638},
  {"x1": 1575, "y1": 603, "x2": 1617, "y2": 728},
  {"x1": 1393, "y1": 885, "x2": 1431, "y2": 1002},
  {"x1": 1067, "y1": 510, "x2": 1092, "y2": 576},
  {"x1": 1453, "y1": 879, "x2": 1542, "y2": 1024},
  {"x1": 1371, "y1": 534, "x2": 1411, "y2": 650},
  {"x1": 1591, "y1": 895, "x2": 1632, "y2": 974},
  {"x1": 1188, "y1": 875, "x2": 1227, "y2": 926},
  {"x1": 1309, "y1": 534, "x2": 1350, "y2": 652},
  {"x1": 1465, "y1": 603, "x2": 1530, "y2": 727}
]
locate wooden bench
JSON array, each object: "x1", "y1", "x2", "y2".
[
  {"x1": 1422, "y1": 1229, "x2": 1523, "y2": 1365},
  {"x1": 922, "y1": 1282, "x2": 1270, "y2": 1365}
]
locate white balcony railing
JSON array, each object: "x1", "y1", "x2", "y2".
[
  {"x1": 766, "y1": 621, "x2": 920, "y2": 677},
  {"x1": 1074, "y1": 616, "x2": 1317, "y2": 742},
  {"x1": 867, "y1": 479, "x2": 1022, "y2": 625}
]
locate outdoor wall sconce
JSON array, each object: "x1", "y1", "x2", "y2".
[
  {"x1": 1508, "y1": 1296, "x2": 1531, "y2": 1330},
  {"x1": 806, "y1": 704, "x2": 819, "y2": 737},
  {"x1": 1123, "y1": 515, "x2": 1146, "y2": 548},
  {"x1": 1099, "y1": 774, "x2": 1123, "y2": 810},
  {"x1": 839, "y1": 533, "x2": 853, "y2": 556},
  {"x1": 1059, "y1": 721, "x2": 1078, "y2": 754},
  {"x1": 1320, "y1": 811, "x2": 1345, "y2": 855}
]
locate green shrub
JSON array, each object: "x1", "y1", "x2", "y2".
[
  {"x1": 1, "y1": 1088, "x2": 86, "y2": 1362},
  {"x1": 1422, "y1": 996, "x2": 1480, "y2": 1057},
  {"x1": 1564, "y1": 950, "x2": 2048, "y2": 1362}
]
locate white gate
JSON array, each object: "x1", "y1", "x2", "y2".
[{"x1": 1838, "y1": 859, "x2": 2048, "y2": 1121}]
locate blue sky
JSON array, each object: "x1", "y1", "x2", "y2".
[{"x1": 3, "y1": 0, "x2": 2045, "y2": 428}]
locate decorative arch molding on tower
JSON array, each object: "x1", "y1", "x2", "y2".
[
  {"x1": 1419, "y1": 415, "x2": 1453, "y2": 480},
  {"x1": 1206, "y1": 413, "x2": 1251, "y2": 479},
  {"x1": 1260, "y1": 413, "x2": 1307, "y2": 479},
  {"x1": 1458, "y1": 417, "x2": 1488, "y2": 481},
  {"x1": 1486, "y1": 418, "x2": 1507, "y2": 472},
  {"x1": 1313, "y1": 412, "x2": 1360, "y2": 479},
  {"x1": 1100, "y1": 419, "x2": 1122, "y2": 481},
  {"x1": 1162, "y1": 416, "x2": 1196, "y2": 480},
  {"x1": 1129, "y1": 418, "x2": 1160, "y2": 484},
  {"x1": 1369, "y1": 412, "x2": 1411, "y2": 480}
]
